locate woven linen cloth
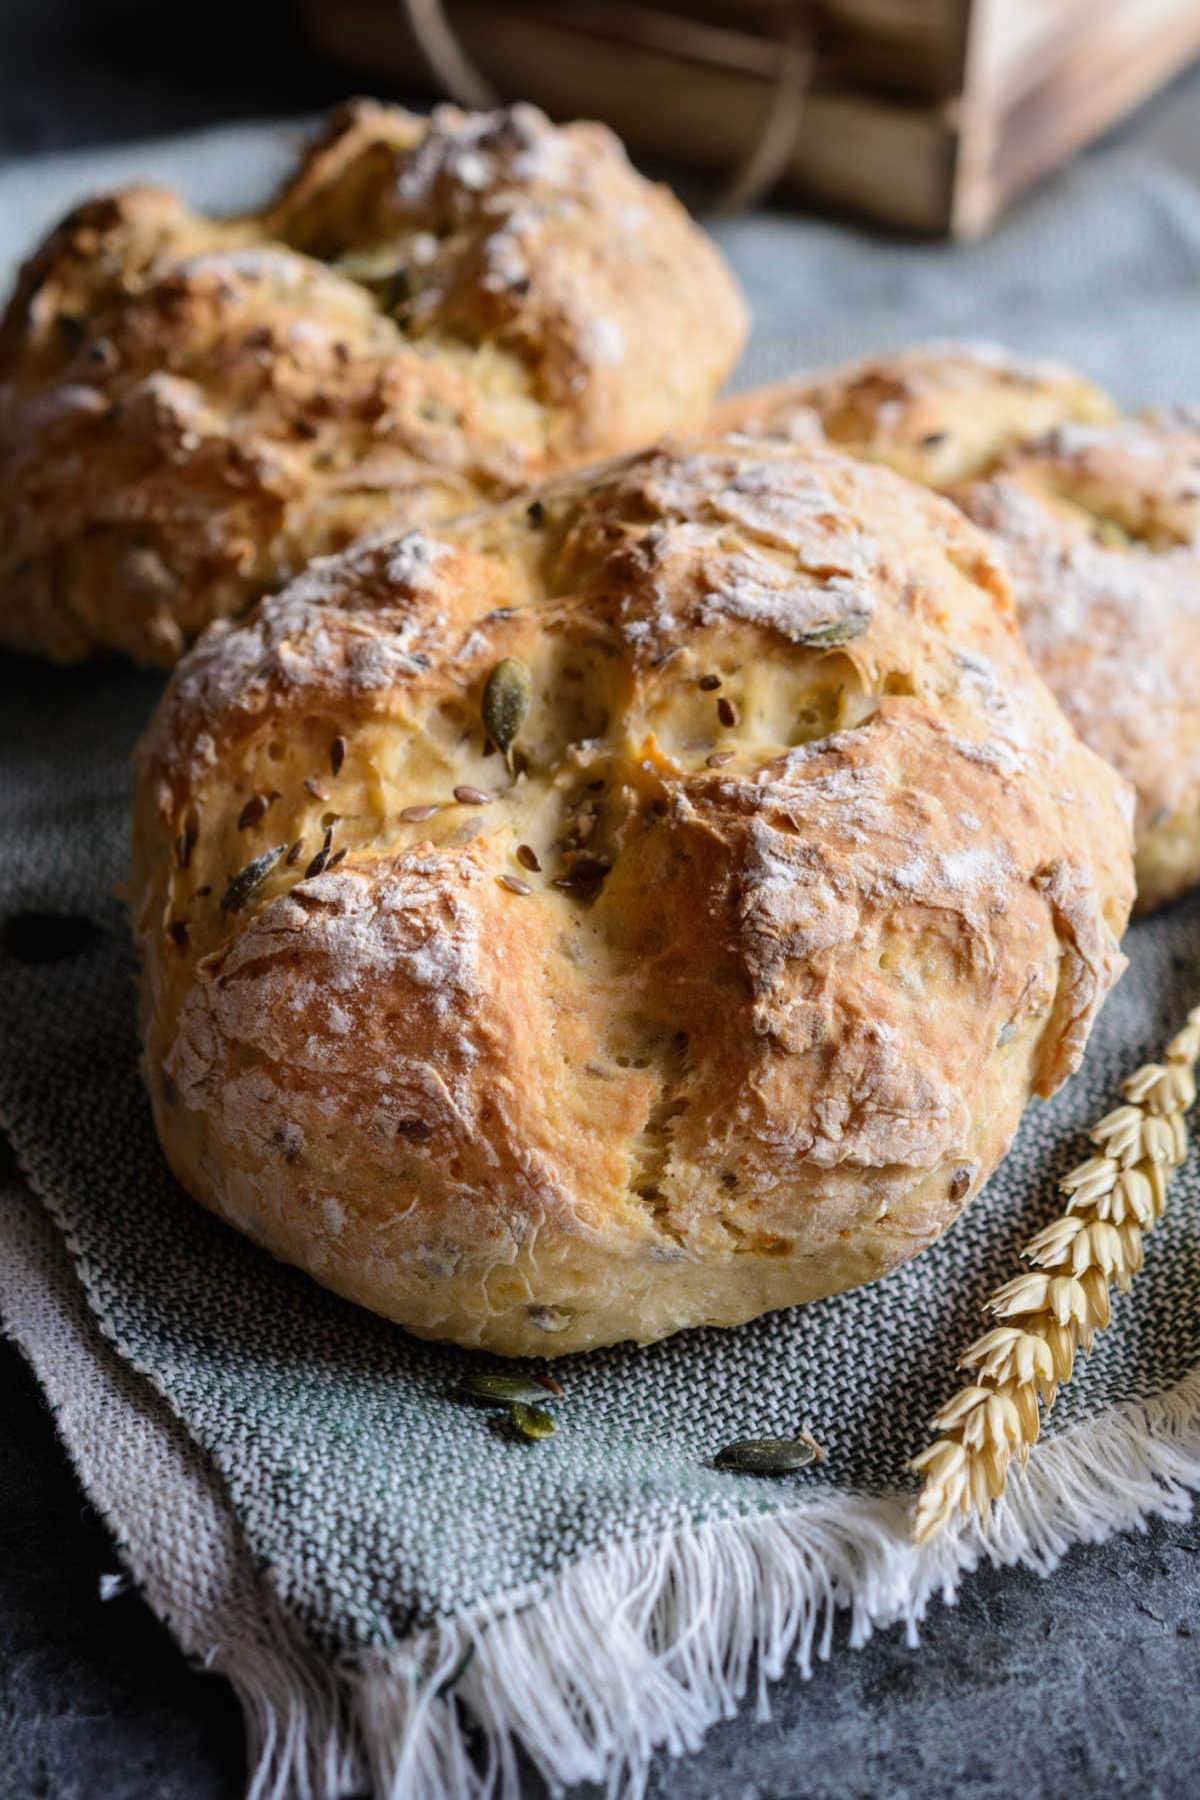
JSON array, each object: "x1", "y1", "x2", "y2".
[{"x1": 3, "y1": 123, "x2": 1200, "y2": 1799}]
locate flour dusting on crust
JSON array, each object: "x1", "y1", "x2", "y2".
[{"x1": 132, "y1": 436, "x2": 1135, "y2": 1356}]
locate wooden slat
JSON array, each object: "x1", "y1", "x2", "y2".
[
  {"x1": 954, "y1": 0, "x2": 1200, "y2": 235},
  {"x1": 300, "y1": 0, "x2": 1200, "y2": 237},
  {"x1": 449, "y1": 4, "x2": 957, "y2": 229},
  {"x1": 634, "y1": 1, "x2": 970, "y2": 94},
  {"x1": 818, "y1": 0, "x2": 969, "y2": 94}
]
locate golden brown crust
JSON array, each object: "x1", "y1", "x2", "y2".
[
  {"x1": 713, "y1": 341, "x2": 1114, "y2": 488},
  {"x1": 132, "y1": 438, "x2": 1134, "y2": 1356},
  {"x1": 0, "y1": 100, "x2": 745, "y2": 665},
  {"x1": 716, "y1": 345, "x2": 1200, "y2": 912},
  {"x1": 956, "y1": 418, "x2": 1200, "y2": 914}
]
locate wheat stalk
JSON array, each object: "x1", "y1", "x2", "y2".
[{"x1": 911, "y1": 1007, "x2": 1200, "y2": 1544}]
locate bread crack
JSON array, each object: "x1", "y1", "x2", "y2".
[{"x1": 624, "y1": 1027, "x2": 690, "y2": 1238}]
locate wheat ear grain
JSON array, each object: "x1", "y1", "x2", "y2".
[{"x1": 910, "y1": 1006, "x2": 1200, "y2": 1544}]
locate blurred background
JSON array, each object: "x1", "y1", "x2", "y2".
[
  {"x1": 3, "y1": 8, "x2": 1200, "y2": 1800},
  {"x1": 6, "y1": 0, "x2": 1200, "y2": 236}
]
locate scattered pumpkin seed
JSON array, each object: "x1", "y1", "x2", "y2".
[
  {"x1": 706, "y1": 751, "x2": 734, "y2": 768},
  {"x1": 330, "y1": 735, "x2": 347, "y2": 776},
  {"x1": 498, "y1": 873, "x2": 532, "y2": 896},
  {"x1": 516, "y1": 843, "x2": 541, "y2": 872},
  {"x1": 532, "y1": 1371, "x2": 565, "y2": 1397},
  {"x1": 510, "y1": 1402, "x2": 556, "y2": 1442},
  {"x1": 304, "y1": 776, "x2": 329, "y2": 802},
  {"x1": 285, "y1": 839, "x2": 305, "y2": 866},
  {"x1": 698, "y1": 673, "x2": 722, "y2": 691},
  {"x1": 400, "y1": 803, "x2": 439, "y2": 823},
  {"x1": 482, "y1": 658, "x2": 532, "y2": 771},
  {"x1": 713, "y1": 1434, "x2": 825, "y2": 1476},
  {"x1": 1093, "y1": 518, "x2": 1131, "y2": 549},
  {"x1": 797, "y1": 613, "x2": 870, "y2": 647},
  {"x1": 220, "y1": 843, "x2": 288, "y2": 913},
  {"x1": 237, "y1": 793, "x2": 268, "y2": 831},
  {"x1": 327, "y1": 847, "x2": 347, "y2": 870},
  {"x1": 454, "y1": 785, "x2": 492, "y2": 806},
  {"x1": 460, "y1": 1373, "x2": 561, "y2": 1406},
  {"x1": 330, "y1": 249, "x2": 406, "y2": 284},
  {"x1": 716, "y1": 696, "x2": 738, "y2": 728}
]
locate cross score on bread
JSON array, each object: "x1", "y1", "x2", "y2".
[{"x1": 132, "y1": 440, "x2": 1134, "y2": 1357}]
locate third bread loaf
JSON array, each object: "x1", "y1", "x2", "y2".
[
  {"x1": 718, "y1": 343, "x2": 1200, "y2": 911},
  {"x1": 958, "y1": 415, "x2": 1200, "y2": 913}
]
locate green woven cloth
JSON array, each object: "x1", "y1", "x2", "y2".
[{"x1": 2, "y1": 125, "x2": 1200, "y2": 1799}]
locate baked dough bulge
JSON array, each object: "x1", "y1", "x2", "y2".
[
  {"x1": 0, "y1": 100, "x2": 745, "y2": 666},
  {"x1": 957, "y1": 416, "x2": 1200, "y2": 914},
  {"x1": 132, "y1": 440, "x2": 1134, "y2": 1357},
  {"x1": 716, "y1": 344, "x2": 1200, "y2": 911},
  {"x1": 713, "y1": 342, "x2": 1114, "y2": 488}
]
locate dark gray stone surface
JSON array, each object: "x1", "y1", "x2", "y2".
[
  {"x1": 3, "y1": 1302, "x2": 1197, "y2": 1800},
  {"x1": 3, "y1": 8, "x2": 1200, "y2": 1794},
  {"x1": 0, "y1": 1335, "x2": 245, "y2": 1800},
  {"x1": 0, "y1": 0, "x2": 341, "y2": 163}
]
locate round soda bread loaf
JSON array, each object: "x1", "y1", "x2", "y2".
[
  {"x1": 0, "y1": 100, "x2": 745, "y2": 666},
  {"x1": 132, "y1": 439, "x2": 1135, "y2": 1357},
  {"x1": 713, "y1": 341, "x2": 1114, "y2": 487},
  {"x1": 957, "y1": 416, "x2": 1200, "y2": 914}
]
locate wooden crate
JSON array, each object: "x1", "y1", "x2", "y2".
[{"x1": 302, "y1": 0, "x2": 1200, "y2": 235}]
